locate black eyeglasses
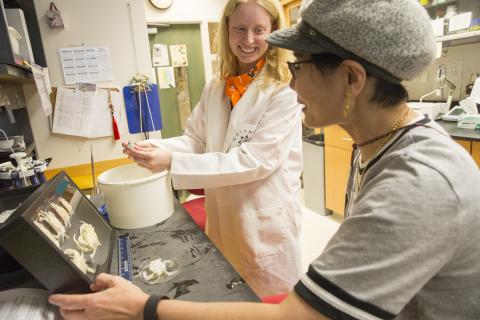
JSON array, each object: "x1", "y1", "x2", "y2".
[{"x1": 287, "y1": 60, "x2": 314, "y2": 80}]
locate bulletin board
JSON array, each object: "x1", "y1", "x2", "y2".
[{"x1": 49, "y1": 87, "x2": 121, "y2": 138}]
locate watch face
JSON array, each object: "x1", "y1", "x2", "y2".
[{"x1": 150, "y1": 0, "x2": 173, "y2": 10}]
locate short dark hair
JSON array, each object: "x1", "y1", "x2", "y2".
[{"x1": 311, "y1": 53, "x2": 409, "y2": 108}]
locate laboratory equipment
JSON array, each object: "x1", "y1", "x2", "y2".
[
  {"x1": 0, "y1": 132, "x2": 49, "y2": 189},
  {"x1": 118, "y1": 234, "x2": 133, "y2": 281},
  {"x1": 0, "y1": 152, "x2": 49, "y2": 189},
  {"x1": 417, "y1": 64, "x2": 457, "y2": 117},
  {"x1": 442, "y1": 76, "x2": 480, "y2": 121},
  {"x1": 408, "y1": 102, "x2": 446, "y2": 120},
  {"x1": 457, "y1": 115, "x2": 480, "y2": 130},
  {"x1": 0, "y1": 172, "x2": 115, "y2": 292},
  {"x1": 442, "y1": 105, "x2": 468, "y2": 121}
]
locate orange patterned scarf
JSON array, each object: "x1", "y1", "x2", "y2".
[{"x1": 225, "y1": 58, "x2": 266, "y2": 107}]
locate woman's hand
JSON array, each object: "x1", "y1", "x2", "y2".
[
  {"x1": 49, "y1": 273, "x2": 149, "y2": 320},
  {"x1": 122, "y1": 140, "x2": 154, "y2": 155},
  {"x1": 122, "y1": 141, "x2": 172, "y2": 172}
]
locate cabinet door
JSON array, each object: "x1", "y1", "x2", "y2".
[
  {"x1": 472, "y1": 142, "x2": 480, "y2": 167},
  {"x1": 454, "y1": 139, "x2": 472, "y2": 153},
  {"x1": 324, "y1": 126, "x2": 353, "y2": 150},
  {"x1": 324, "y1": 145, "x2": 352, "y2": 216}
]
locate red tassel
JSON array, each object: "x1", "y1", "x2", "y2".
[
  {"x1": 112, "y1": 116, "x2": 120, "y2": 140},
  {"x1": 107, "y1": 89, "x2": 120, "y2": 140}
]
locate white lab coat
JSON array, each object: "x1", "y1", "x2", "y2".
[{"x1": 150, "y1": 76, "x2": 303, "y2": 296}]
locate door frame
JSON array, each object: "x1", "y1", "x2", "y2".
[{"x1": 281, "y1": 0, "x2": 302, "y2": 26}]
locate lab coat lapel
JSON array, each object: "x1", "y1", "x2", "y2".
[{"x1": 222, "y1": 81, "x2": 261, "y2": 152}]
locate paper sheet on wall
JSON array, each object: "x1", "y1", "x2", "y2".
[
  {"x1": 91, "y1": 89, "x2": 123, "y2": 138},
  {"x1": 52, "y1": 88, "x2": 121, "y2": 138},
  {"x1": 59, "y1": 46, "x2": 113, "y2": 85},
  {"x1": 170, "y1": 44, "x2": 188, "y2": 67},
  {"x1": 152, "y1": 43, "x2": 169, "y2": 66},
  {"x1": 157, "y1": 66, "x2": 175, "y2": 89},
  {"x1": 52, "y1": 87, "x2": 96, "y2": 136},
  {"x1": 31, "y1": 64, "x2": 53, "y2": 116},
  {"x1": 42, "y1": 67, "x2": 52, "y2": 94},
  {"x1": 0, "y1": 288, "x2": 61, "y2": 320},
  {"x1": 150, "y1": 67, "x2": 158, "y2": 85}
]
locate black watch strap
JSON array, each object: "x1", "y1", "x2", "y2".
[{"x1": 144, "y1": 295, "x2": 169, "y2": 320}]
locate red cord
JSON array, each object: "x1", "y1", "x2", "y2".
[
  {"x1": 108, "y1": 89, "x2": 120, "y2": 140},
  {"x1": 112, "y1": 115, "x2": 120, "y2": 140}
]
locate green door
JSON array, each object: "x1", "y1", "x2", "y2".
[{"x1": 149, "y1": 24, "x2": 206, "y2": 138}]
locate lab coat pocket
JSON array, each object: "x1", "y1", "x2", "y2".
[
  {"x1": 231, "y1": 123, "x2": 257, "y2": 148},
  {"x1": 236, "y1": 206, "x2": 287, "y2": 259}
]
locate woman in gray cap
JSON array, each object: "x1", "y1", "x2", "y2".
[{"x1": 50, "y1": 0, "x2": 480, "y2": 319}]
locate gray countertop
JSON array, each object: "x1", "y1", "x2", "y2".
[
  {"x1": 110, "y1": 201, "x2": 259, "y2": 302},
  {"x1": 436, "y1": 120, "x2": 480, "y2": 141}
]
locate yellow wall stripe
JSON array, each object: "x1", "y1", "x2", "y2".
[{"x1": 45, "y1": 158, "x2": 134, "y2": 190}]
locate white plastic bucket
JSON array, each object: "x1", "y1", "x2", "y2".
[{"x1": 97, "y1": 164, "x2": 174, "y2": 229}]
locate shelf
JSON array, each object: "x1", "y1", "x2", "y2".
[
  {"x1": 0, "y1": 63, "x2": 32, "y2": 84},
  {"x1": 424, "y1": 0, "x2": 457, "y2": 11},
  {"x1": 436, "y1": 29, "x2": 480, "y2": 45}
]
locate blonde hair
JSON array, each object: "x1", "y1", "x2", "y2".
[{"x1": 216, "y1": 0, "x2": 291, "y2": 84}]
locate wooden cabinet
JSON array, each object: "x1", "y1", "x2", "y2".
[
  {"x1": 454, "y1": 139, "x2": 472, "y2": 153},
  {"x1": 472, "y1": 141, "x2": 480, "y2": 167},
  {"x1": 324, "y1": 126, "x2": 353, "y2": 216},
  {"x1": 454, "y1": 138, "x2": 480, "y2": 167}
]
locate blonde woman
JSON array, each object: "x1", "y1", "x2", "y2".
[{"x1": 123, "y1": 0, "x2": 303, "y2": 297}]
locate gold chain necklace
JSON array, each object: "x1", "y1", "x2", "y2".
[{"x1": 354, "y1": 108, "x2": 410, "y2": 192}]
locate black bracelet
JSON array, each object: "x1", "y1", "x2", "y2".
[{"x1": 144, "y1": 294, "x2": 169, "y2": 320}]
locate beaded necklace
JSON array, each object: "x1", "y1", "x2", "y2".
[{"x1": 356, "y1": 129, "x2": 395, "y2": 147}]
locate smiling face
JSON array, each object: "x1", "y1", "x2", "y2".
[{"x1": 228, "y1": 0, "x2": 273, "y2": 74}]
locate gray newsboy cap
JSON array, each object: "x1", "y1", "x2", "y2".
[{"x1": 267, "y1": 0, "x2": 436, "y2": 83}]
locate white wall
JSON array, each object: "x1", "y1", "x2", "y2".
[
  {"x1": 144, "y1": 0, "x2": 227, "y2": 82},
  {"x1": 144, "y1": 0, "x2": 226, "y2": 23},
  {"x1": 24, "y1": 0, "x2": 157, "y2": 169},
  {"x1": 405, "y1": 42, "x2": 480, "y2": 101}
]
